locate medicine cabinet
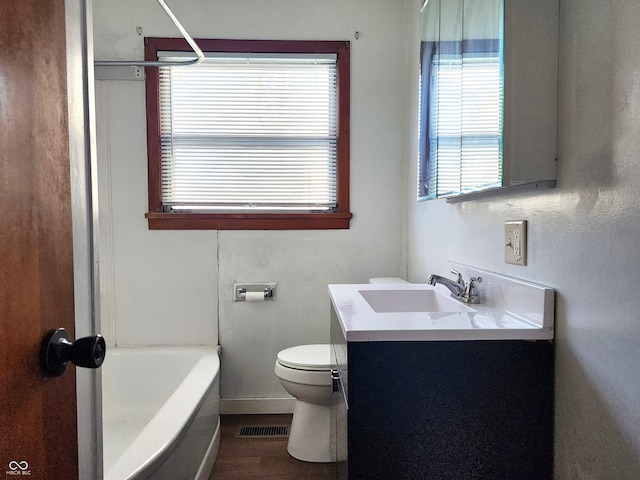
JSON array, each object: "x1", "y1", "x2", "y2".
[{"x1": 418, "y1": 0, "x2": 559, "y2": 200}]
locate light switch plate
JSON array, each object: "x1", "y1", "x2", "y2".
[{"x1": 505, "y1": 220, "x2": 527, "y2": 265}]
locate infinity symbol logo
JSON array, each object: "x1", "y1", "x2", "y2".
[{"x1": 8, "y1": 461, "x2": 29, "y2": 471}]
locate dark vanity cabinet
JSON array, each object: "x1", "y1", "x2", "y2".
[{"x1": 330, "y1": 308, "x2": 554, "y2": 480}]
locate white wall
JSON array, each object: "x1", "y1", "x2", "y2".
[
  {"x1": 93, "y1": 0, "x2": 405, "y2": 406},
  {"x1": 406, "y1": 0, "x2": 640, "y2": 477},
  {"x1": 95, "y1": 80, "x2": 219, "y2": 348}
]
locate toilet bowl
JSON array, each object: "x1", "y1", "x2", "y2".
[{"x1": 274, "y1": 344, "x2": 334, "y2": 463}]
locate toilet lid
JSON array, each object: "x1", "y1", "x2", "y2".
[{"x1": 277, "y1": 344, "x2": 332, "y2": 371}]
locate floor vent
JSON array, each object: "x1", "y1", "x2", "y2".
[{"x1": 237, "y1": 425, "x2": 289, "y2": 438}]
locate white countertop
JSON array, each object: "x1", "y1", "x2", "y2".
[{"x1": 329, "y1": 279, "x2": 554, "y2": 342}]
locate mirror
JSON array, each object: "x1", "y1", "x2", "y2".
[{"x1": 418, "y1": 0, "x2": 558, "y2": 201}]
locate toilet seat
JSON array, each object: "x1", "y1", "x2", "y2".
[
  {"x1": 275, "y1": 345, "x2": 332, "y2": 387},
  {"x1": 276, "y1": 344, "x2": 332, "y2": 371},
  {"x1": 274, "y1": 361, "x2": 331, "y2": 387}
]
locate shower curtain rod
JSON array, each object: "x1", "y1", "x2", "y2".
[{"x1": 94, "y1": 0, "x2": 204, "y2": 68}]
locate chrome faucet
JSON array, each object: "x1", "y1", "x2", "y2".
[{"x1": 427, "y1": 269, "x2": 483, "y2": 304}]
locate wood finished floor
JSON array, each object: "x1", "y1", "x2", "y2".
[{"x1": 209, "y1": 414, "x2": 335, "y2": 480}]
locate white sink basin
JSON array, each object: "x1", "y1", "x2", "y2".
[
  {"x1": 358, "y1": 289, "x2": 473, "y2": 313},
  {"x1": 330, "y1": 267, "x2": 554, "y2": 341}
]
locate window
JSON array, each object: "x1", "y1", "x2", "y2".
[
  {"x1": 419, "y1": 39, "x2": 503, "y2": 199},
  {"x1": 144, "y1": 38, "x2": 351, "y2": 229}
]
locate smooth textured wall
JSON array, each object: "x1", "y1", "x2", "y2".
[
  {"x1": 406, "y1": 0, "x2": 640, "y2": 477},
  {"x1": 95, "y1": 80, "x2": 219, "y2": 348},
  {"x1": 93, "y1": 0, "x2": 405, "y2": 404}
]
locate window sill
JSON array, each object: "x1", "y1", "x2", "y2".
[{"x1": 145, "y1": 212, "x2": 353, "y2": 230}]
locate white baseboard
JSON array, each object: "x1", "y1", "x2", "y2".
[{"x1": 221, "y1": 397, "x2": 296, "y2": 415}]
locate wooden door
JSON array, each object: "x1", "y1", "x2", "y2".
[{"x1": 0, "y1": 1, "x2": 80, "y2": 478}]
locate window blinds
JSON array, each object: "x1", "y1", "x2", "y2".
[
  {"x1": 158, "y1": 53, "x2": 338, "y2": 212},
  {"x1": 431, "y1": 53, "x2": 503, "y2": 196}
]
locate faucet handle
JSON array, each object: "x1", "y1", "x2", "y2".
[
  {"x1": 463, "y1": 276, "x2": 483, "y2": 304},
  {"x1": 450, "y1": 269, "x2": 464, "y2": 284}
]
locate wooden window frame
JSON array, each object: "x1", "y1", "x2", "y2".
[{"x1": 144, "y1": 37, "x2": 352, "y2": 230}]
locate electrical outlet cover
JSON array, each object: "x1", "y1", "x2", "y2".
[{"x1": 505, "y1": 220, "x2": 527, "y2": 265}]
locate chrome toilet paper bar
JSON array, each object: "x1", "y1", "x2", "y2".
[{"x1": 234, "y1": 282, "x2": 277, "y2": 302}]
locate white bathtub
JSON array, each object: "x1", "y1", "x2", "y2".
[{"x1": 102, "y1": 346, "x2": 220, "y2": 480}]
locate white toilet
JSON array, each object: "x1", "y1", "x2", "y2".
[
  {"x1": 274, "y1": 344, "x2": 334, "y2": 463},
  {"x1": 274, "y1": 279, "x2": 408, "y2": 463}
]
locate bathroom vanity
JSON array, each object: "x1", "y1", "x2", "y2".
[{"x1": 329, "y1": 271, "x2": 555, "y2": 480}]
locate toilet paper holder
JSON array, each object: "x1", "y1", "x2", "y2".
[{"x1": 234, "y1": 282, "x2": 277, "y2": 301}]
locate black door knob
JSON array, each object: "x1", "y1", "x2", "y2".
[{"x1": 39, "y1": 328, "x2": 106, "y2": 377}]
